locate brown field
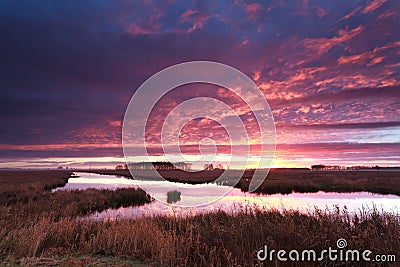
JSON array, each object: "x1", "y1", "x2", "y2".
[
  {"x1": 237, "y1": 169, "x2": 400, "y2": 196},
  {"x1": 92, "y1": 169, "x2": 400, "y2": 196},
  {"x1": 0, "y1": 170, "x2": 399, "y2": 266},
  {"x1": 0, "y1": 170, "x2": 70, "y2": 205}
]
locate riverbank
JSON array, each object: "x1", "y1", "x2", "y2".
[{"x1": 88, "y1": 168, "x2": 400, "y2": 196}]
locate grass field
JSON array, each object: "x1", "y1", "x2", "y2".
[{"x1": 0, "y1": 170, "x2": 399, "y2": 266}]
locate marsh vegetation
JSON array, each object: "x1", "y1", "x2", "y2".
[{"x1": 0, "y1": 170, "x2": 399, "y2": 266}]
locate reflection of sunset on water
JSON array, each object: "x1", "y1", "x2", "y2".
[{"x1": 56, "y1": 173, "x2": 400, "y2": 220}]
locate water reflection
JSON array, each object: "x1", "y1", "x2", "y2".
[{"x1": 55, "y1": 172, "x2": 400, "y2": 220}]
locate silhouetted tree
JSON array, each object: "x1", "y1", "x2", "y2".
[{"x1": 204, "y1": 164, "x2": 214, "y2": 171}]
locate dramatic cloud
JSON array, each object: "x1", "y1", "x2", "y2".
[{"x1": 0, "y1": 0, "x2": 399, "y2": 168}]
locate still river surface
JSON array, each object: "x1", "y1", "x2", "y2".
[{"x1": 54, "y1": 172, "x2": 400, "y2": 220}]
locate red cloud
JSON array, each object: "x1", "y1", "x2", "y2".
[
  {"x1": 245, "y1": 3, "x2": 263, "y2": 20},
  {"x1": 303, "y1": 25, "x2": 364, "y2": 56},
  {"x1": 362, "y1": 0, "x2": 387, "y2": 14},
  {"x1": 181, "y1": 9, "x2": 199, "y2": 22}
]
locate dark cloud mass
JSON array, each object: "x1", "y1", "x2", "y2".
[{"x1": 0, "y1": 0, "x2": 399, "y2": 168}]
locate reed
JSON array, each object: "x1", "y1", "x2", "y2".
[
  {"x1": 1, "y1": 171, "x2": 399, "y2": 266},
  {"x1": 1, "y1": 206, "x2": 399, "y2": 266}
]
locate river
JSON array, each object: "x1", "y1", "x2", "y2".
[{"x1": 54, "y1": 172, "x2": 400, "y2": 220}]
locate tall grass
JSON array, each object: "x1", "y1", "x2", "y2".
[{"x1": 1, "y1": 206, "x2": 399, "y2": 266}]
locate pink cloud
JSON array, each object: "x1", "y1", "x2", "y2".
[
  {"x1": 338, "y1": 6, "x2": 362, "y2": 21},
  {"x1": 377, "y1": 10, "x2": 397, "y2": 19},
  {"x1": 178, "y1": 8, "x2": 220, "y2": 33},
  {"x1": 123, "y1": 10, "x2": 163, "y2": 35},
  {"x1": 125, "y1": 23, "x2": 157, "y2": 35},
  {"x1": 241, "y1": 39, "x2": 250, "y2": 46},
  {"x1": 245, "y1": 3, "x2": 263, "y2": 20},
  {"x1": 303, "y1": 25, "x2": 364, "y2": 56},
  {"x1": 316, "y1": 7, "x2": 326, "y2": 18},
  {"x1": 362, "y1": 0, "x2": 387, "y2": 14},
  {"x1": 0, "y1": 143, "x2": 120, "y2": 151},
  {"x1": 252, "y1": 70, "x2": 261, "y2": 81},
  {"x1": 337, "y1": 52, "x2": 370, "y2": 65},
  {"x1": 367, "y1": 56, "x2": 385, "y2": 66},
  {"x1": 108, "y1": 120, "x2": 122, "y2": 127},
  {"x1": 180, "y1": 9, "x2": 199, "y2": 22},
  {"x1": 337, "y1": 41, "x2": 400, "y2": 66}
]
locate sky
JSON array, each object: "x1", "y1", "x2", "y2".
[{"x1": 0, "y1": 0, "x2": 399, "y2": 169}]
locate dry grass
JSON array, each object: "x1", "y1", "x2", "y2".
[
  {"x1": 0, "y1": 170, "x2": 399, "y2": 266},
  {"x1": 3, "y1": 256, "x2": 148, "y2": 267},
  {"x1": 1, "y1": 188, "x2": 152, "y2": 225},
  {"x1": 0, "y1": 170, "x2": 71, "y2": 205},
  {"x1": 238, "y1": 169, "x2": 400, "y2": 196},
  {"x1": 1, "y1": 207, "x2": 399, "y2": 266}
]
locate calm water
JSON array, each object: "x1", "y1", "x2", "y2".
[{"x1": 55, "y1": 172, "x2": 400, "y2": 219}]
